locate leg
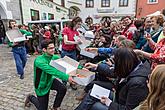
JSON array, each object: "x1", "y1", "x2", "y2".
[
  {"x1": 37, "y1": 93, "x2": 49, "y2": 110},
  {"x1": 75, "y1": 91, "x2": 99, "y2": 110},
  {"x1": 26, "y1": 94, "x2": 49, "y2": 110},
  {"x1": 12, "y1": 48, "x2": 24, "y2": 75},
  {"x1": 91, "y1": 102, "x2": 108, "y2": 110},
  {"x1": 51, "y1": 78, "x2": 67, "y2": 108},
  {"x1": 20, "y1": 47, "x2": 27, "y2": 69},
  {"x1": 26, "y1": 95, "x2": 40, "y2": 109}
]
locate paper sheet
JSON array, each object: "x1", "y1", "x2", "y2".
[
  {"x1": 55, "y1": 60, "x2": 76, "y2": 74},
  {"x1": 90, "y1": 84, "x2": 110, "y2": 99}
]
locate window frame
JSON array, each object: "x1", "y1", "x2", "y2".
[
  {"x1": 119, "y1": 0, "x2": 129, "y2": 7},
  {"x1": 30, "y1": 9, "x2": 40, "y2": 21},
  {"x1": 101, "y1": 0, "x2": 110, "y2": 7},
  {"x1": 86, "y1": 0, "x2": 94, "y2": 8},
  {"x1": 147, "y1": 0, "x2": 158, "y2": 4}
]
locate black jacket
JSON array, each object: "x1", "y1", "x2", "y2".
[{"x1": 109, "y1": 61, "x2": 151, "y2": 110}]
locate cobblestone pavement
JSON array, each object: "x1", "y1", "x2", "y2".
[{"x1": 0, "y1": 44, "x2": 83, "y2": 110}]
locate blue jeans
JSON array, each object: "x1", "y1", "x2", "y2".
[
  {"x1": 91, "y1": 102, "x2": 108, "y2": 110},
  {"x1": 61, "y1": 49, "x2": 77, "y2": 60},
  {"x1": 12, "y1": 46, "x2": 27, "y2": 75},
  {"x1": 75, "y1": 89, "x2": 114, "y2": 110}
]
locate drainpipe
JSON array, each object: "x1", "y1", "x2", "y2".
[
  {"x1": 135, "y1": 0, "x2": 138, "y2": 18},
  {"x1": 19, "y1": 0, "x2": 24, "y2": 24}
]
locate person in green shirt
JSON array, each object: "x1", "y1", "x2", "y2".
[
  {"x1": 25, "y1": 39, "x2": 75, "y2": 110},
  {"x1": 8, "y1": 20, "x2": 32, "y2": 79}
]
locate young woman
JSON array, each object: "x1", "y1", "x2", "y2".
[
  {"x1": 75, "y1": 48, "x2": 150, "y2": 110},
  {"x1": 138, "y1": 65, "x2": 165, "y2": 110},
  {"x1": 61, "y1": 16, "x2": 82, "y2": 60}
]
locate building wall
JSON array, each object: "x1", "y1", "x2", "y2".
[
  {"x1": 65, "y1": 0, "x2": 136, "y2": 23},
  {"x1": 136, "y1": 0, "x2": 165, "y2": 18},
  {"x1": 21, "y1": 0, "x2": 69, "y2": 24},
  {"x1": 0, "y1": 0, "x2": 21, "y2": 21}
]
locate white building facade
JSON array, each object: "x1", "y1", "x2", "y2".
[
  {"x1": 21, "y1": 0, "x2": 69, "y2": 24},
  {"x1": 65, "y1": 0, "x2": 137, "y2": 23}
]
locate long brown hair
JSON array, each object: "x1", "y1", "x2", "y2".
[
  {"x1": 140, "y1": 65, "x2": 165, "y2": 110},
  {"x1": 114, "y1": 48, "x2": 140, "y2": 78}
]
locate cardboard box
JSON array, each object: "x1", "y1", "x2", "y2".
[
  {"x1": 6, "y1": 29, "x2": 26, "y2": 42},
  {"x1": 73, "y1": 69, "x2": 95, "y2": 86},
  {"x1": 74, "y1": 35, "x2": 91, "y2": 50},
  {"x1": 49, "y1": 56, "x2": 79, "y2": 75}
]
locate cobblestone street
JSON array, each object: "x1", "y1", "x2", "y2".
[{"x1": 0, "y1": 44, "x2": 83, "y2": 110}]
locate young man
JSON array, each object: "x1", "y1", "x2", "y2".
[
  {"x1": 9, "y1": 20, "x2": 32, "y2": 79},
  {"x1": 25, "y1": 39, "x2": 75, "y2": 110}
]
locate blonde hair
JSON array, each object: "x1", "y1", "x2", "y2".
[{"x1": 140, "y1": 65, "x2": 165, "y2": 110}]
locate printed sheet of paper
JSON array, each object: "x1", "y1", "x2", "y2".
[
  {"x1": 90, "y1": 84, "x2": 110, "y2": 100},
  {"x1": 55, "y1": 60, "x2": 76, "y2": 74}
]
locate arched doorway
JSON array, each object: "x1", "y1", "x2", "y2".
[
  {"x1": 0, "y1": 4, "x2": 7, "y2": 19},
  {"x1": 0, "y1": 4, "x2": 7, "y2": 43},
  {"x1": 69, "y1": 6, "x2": 80, "y2": 19}
]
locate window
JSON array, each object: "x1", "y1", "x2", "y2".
[
  {"x1": 119, "y1": 0, "x2": 128, "y2": 7},
  {"x1": 48, "y1": 13, "x2": 54, "y2": 20},
  {"x1": 30, "y1": 9, "x2": 40, "y2": 21},
  {"x1": 148, "y1": 0, "x2": 158, "y2": 4},
  {"x1": 101, "y1": 0, "x2": 110, "y2": 7},
  {"x1": 86, "y1": 0, "x2": 94, "y2": 8}
]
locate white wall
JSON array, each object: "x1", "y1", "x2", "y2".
[
  {"x1": 21, "y1": 0, "x2": 69, "y2": 24},
  {"x1": 66, "y1": 0, "x2": 136, "y2": 23}
]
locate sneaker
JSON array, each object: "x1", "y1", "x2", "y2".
[
  {"x1": 70, "y1": 83, "x2": 77, "y2": 90},
  {"x1": 25, "y1": 94, "x2": 31, "y2": 107},
  {"x1": 20, "y1": 74, "x2": 24, "y2": 79},
  {"x1": 27, "y1": 54, "x2": 31, "y2": 58}
]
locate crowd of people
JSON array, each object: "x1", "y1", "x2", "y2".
[{"x1": 2, "y1": 8, "x2": 165, "y2": 110}]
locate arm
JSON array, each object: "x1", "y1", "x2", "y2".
[
  {"x1": 34, "y1": 58, "x2": 69, "y2": 81},
  {"x1": 150, "y1": 52, "x2": 165, "y2": 63},
  {"x1": 134, "y1": 49, "x2": 151, "y2": 59},
  {"x1": 19, "y1": 29, "x2": 32, "y2": 36},
  {"x1": 147, "y1": 38, "x2": 156, "y2": 50},
  {"x1": 98, "y1": 48, "x2": 114, "y2": 54},
  {"x1": 145, "y1": 33, "x2": 156, "y2": 50},
  {"x1": 109, "y1": 82, "x2": 148, "y2": 110},
  {"x1": 63, "y1": 35, "x2": 79, "y2": 45}
]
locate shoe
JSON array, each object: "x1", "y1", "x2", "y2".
[
  {"x1": 25, "y1": 94, "x2": 31, "y2": 107},
  {"x1": 20, "y1": 74, "x2": 24, "y2": 79},
  {"x1": 70, "y1": 83, "x2": 77, "y2": 90},
  {"x1": 76, "y1": 91, "x2": 87, "y2": 101},
  {"x1": 27, "y1": 54, "x2": 31, "y2": 58}
]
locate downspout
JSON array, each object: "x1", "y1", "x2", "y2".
[
  {"x1": 135, "y1": 0, "x2": 138, "y2": 18},
  {"x1": 19, "y1": 0, "x2": 24, "y2": 24}
]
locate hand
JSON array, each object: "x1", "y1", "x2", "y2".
[
  {"x1": 144, "y1": 32, "x2": 151, "y2": 40},
  {"x1": 13, "y1": 42, "x2": 19, "y2": 46},
  {"x1": 106, "y1": 59, "x2": 113, "y2": 66},
  {"x1": 85, "y1": 48, "x2": 98, "y2": 52},
  {"x1": 84, "y1": 63, "x2": 98, "y2": 69},
  {"x1": 77, "y1": 38, "x2": 82, "y2": 44},
  {"x1": 68, "y1": 76, "x2": 76, "y2": 84},
  {"x1": 100, "y1": 96, "x2": 112, "y2": 106}
]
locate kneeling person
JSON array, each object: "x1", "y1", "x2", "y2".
[{"x1": 25, "y1": 39, "x2": 74, "y2": 110}]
